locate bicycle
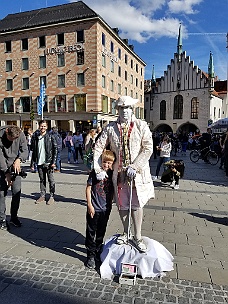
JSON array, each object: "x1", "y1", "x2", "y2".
[{"x1": 189, "y1": 145, "x2": 219, "y2": 165}]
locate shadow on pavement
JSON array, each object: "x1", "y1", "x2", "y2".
[
  {"x1": 189, "y1": 212, "x2": 228, "y2": 226},
  {"x1": 8, "y1": 218, "x2": 86, "y2": 262}
]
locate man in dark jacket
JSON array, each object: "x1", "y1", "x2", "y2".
[
  {"x1": 31, "y1": 120, "x2": 57, "y2": 205},
  {"x1": 0, "y1": 125, "x2": 28, "y2": 230}
]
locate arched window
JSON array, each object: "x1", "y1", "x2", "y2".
[
  {"x1": 191, "y1": 97, "x2": 199, "y2": 119},
  {"x1": 160, "y1": 100, "x2": 166, "y2": 120},
  {"x1": 173, "y1": 95, "x2": 183, "y2": 119}
]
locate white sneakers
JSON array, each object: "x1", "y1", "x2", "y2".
[
  {"x1": 116, "y1": 233, "x2": 147, "y2": 252},
  {"x1": 152, "y1": 176, "x2": 158, "y2": 180},
  {"x1": 170, "y1": 181, "x2": 179, "y2": 190},
  {"x1": 174, "y1": 184, "x2": 179, "y2": 190}
]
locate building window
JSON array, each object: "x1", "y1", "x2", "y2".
[
  {"x1": 135, "y1": 107, "x2": 140, "y2": 118},
  {"x1": 102, "y1": 54, "x2": 106, "y2": 67},
  {"x1": 21, "y1": 38, "x2": 28, "y2": 50},
  {"x1": 130, "y1": 90, "x2": 133, "y2": 97},
  {"x1": 22, "y1": 58, "x2": 29, "y2": 70},
  {"x1": 110, "y1": 41, "x2": 114, "y2": 53},
  {"x1": 77, "y1": 51, "x2": 84, "y2": 65},
  {"x1": 22, "y1": 78, "x2": 29, "y2": 90},
  {"x1": 6, "y1": 60, "x2": 12, "y2": 72},
  {"x1": 39, "y1": 56, "x2": 46, "y2": 68},
  {"x1": 125, "y1": 71, "x2": 127, "y2": 81},
  {"x1": 125, "y1": 54, "x2": 128, "y2": 64},
  {"x1": 118, "y1": 48, "x2": 121, "y2": 59},
  {"x1": 20, "y1": 96, "x2": 30, "y2": 112},
  {"x1": 58, "y1": 75, "x2": 65, "y2": 88},
  {"x1": 57, "y1": 54, "x2": 65, "y2": 67},
  {"x1": 40, "y1": 76, "x2": 47, "y2": 87},
  {"x1": 55, "y1": 95, "x2": 66, "y2": 112},
  {"x1": 173, "y1": 95, "x2": 183, "y2": 119},
  {"x1": 4, "y1": 97, "x2": 14, "y2": 113},
  {"x1": 102, "y1": 95, "x2": 108, "y2": 113},
  {"x1": 102, "y1": 75, "x2": 106, "y2": 88},
  {"x1": 6, "y1": 79, "x2": 13, "y2": 91},
  {"x1": 110, "y1": 80, "x2": 114, "y2": 91},
  {"x1": 160, "y1": 100, "x2": 166, "y2": 120},
  {"x1": 57, "y1": 33, "x2": 64, "y2": 45},
  {"x1": 74, "y1": 94, "x2": 86, "y2": 111},
  {"x1": 136, "y1": 78, "x2": 138, "y2": 87},
  {"x1": 111, "y1": 60, "x2": 114, "y2": 73},
  {"x1": 141, "y1": 68, "x2": 143, "y2": 76},
  {"x1": 140, "y1": 81, "x2": 142, "y2": 89},
  {"x1": 39, "y1": 36, "x2": 46, "y2": 48},
  {"x1": 77, "y1": 73, "x2": 85, "y2": 86},
  {"x1": 111, "y1": 98, "x2": 116, "y2": 115},
  {"x1": 102, "y1": 33, "x2": 106, "y2": 46},
  {"x1": 118, "y1": 66, "x2": 121, "y2": 77},
  {"x1": 191, "y1": 97, "x2": 199, "y2": 119},
  {"x1": 77, "y1": 30, "x2": 84, "y2": 42},
  {"x1": 131, "y1": 75, "x2": 133, "y2": 84},
  {"x1": 131, "y1": 59, "x2": 133, "y2": 69},
  {"x1": 5, "y1": 41, "x2": 12, "y2": 52},
  {"x1": 124, "y1": 87, "x2": 127, "y2": 95},
  {"x1": 136, "y1": 64, "x2": 138, "y2": 73},
  {"x1": 118, "y1": 83, "x2": 121, "y2": 94}
]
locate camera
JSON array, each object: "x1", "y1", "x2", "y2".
[{"x1": 10, "y1": 169, "x2": 27, "y2": 181}]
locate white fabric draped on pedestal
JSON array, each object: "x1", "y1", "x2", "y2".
[{"x1": 100, "y1": 235, "x2": 174, "y2": 280}]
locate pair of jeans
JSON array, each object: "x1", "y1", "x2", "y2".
[
  {"x1": 85, "y1": 209, "x2": 111, "y2": 258},
  {"x1": 67, "y1": 146, "x2": 76, "y2": 162},
  {"x1": 37, "y1": 165, "x2": 55, "y2": 197},
  {"x1": 0, "y1": 171, "x2": 21, "y2": 222},
  {"x1": 55, "y1": 150, "x2": 61, "y2": 171},
  {"x1": 155, "y1": 157, "x2": 170, "y2": 177},
  {"x1": 74, "y1": 145, "x2": 83, "y2": 161}
]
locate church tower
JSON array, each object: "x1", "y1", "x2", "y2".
[{"x1": 208, "y1": 51, "x2": 215, "y2": 91}]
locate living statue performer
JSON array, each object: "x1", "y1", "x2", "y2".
[{"x1": 93, "y1": 96, "x2": 155, "y2": 252}]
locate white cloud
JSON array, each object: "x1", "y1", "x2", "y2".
[
  {"x1": 168, "y1": 0, "x2": 203, "y2": 14},
  {"x1": 69, "y1": 0, "x2": 200, "y2": 43}
]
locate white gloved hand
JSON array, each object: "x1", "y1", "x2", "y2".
[
  {"x1": 126, "y1": 166, "x2": 137, "y2": 179},
  {"x1": 96, "y1": 170, "x2": 108, "y2": 180}
]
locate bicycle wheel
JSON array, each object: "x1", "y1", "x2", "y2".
[
  {"x1": 207, "y1": 151, "x2": 219, "y2": 165},
  {"x1": 190, "y1": 150, "x2": 200, "y2": 163}
]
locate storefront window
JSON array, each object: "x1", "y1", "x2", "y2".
[
  {"x1": 4, "y1": 97, "x2": 14, "y2": 113},
  {"x1": 74, "y1": 94, "x2": 86, "y2": 111},
  {"x1": 55, "y1": 95, "x2": 66, "y2": 112}
]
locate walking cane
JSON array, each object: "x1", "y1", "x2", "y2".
[{"x1": 127, "y1": 179, "x2": 133, "y2": 244}]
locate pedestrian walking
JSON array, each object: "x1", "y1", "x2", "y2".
[{"x1": 31, "y1": 120, "x2": 57, "y2": 205}]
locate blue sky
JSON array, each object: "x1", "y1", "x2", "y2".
[{"x1": 0, "y1": 0, "x2": 227, "y2": 81}]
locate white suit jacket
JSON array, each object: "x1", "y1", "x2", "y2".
[{"x1": 93, "y1": 116, "x2": 155, "y2": 207}]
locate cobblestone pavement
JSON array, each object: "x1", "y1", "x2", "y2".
[{"x1": 0, "y1": 149, "x2": 227, "y2": 303}]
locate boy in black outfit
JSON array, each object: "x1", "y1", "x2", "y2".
[{"x1": 85, "y1": 150, "x2": 115, "y2": 269}]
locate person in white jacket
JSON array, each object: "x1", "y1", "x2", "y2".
[
  {"x1": 153, "y1": 135, "x2": 172, "y2": 180},
  {"x1": 93, "y1": 96, "x2": 154, "y2": 252}
]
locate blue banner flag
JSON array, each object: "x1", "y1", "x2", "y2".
[{"x1": 38, "y1": 80, "x2": 46, "y2": 116}]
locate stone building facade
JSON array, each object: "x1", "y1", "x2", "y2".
[
  {"x1": 144, "y1": 25, "x2": 224, "y2": 134},
  {"x1": 0, "y1": 1, "x2": 145, "y2": 132}
]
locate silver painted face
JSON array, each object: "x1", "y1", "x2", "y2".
[{"x1": 118, "y1": 106, "x2": 133, "y2": 123}]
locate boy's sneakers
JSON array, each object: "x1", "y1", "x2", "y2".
[
  {"x1": 10, "y1": 217, "x2": 22, "y2": 227},
  {"x1": 85, "y1": 257, "x2": 95, "y2": 269},
  {"x1": 174, "y1": 184, "x2": 179, "y2": 190},
  {"x1": 131, "y1": 237, "x2": 147, "y2": 252},
  {"x1": 0, "y1": 220, "x2": 10, "y2": 231},
  {"x1": 152, "y1": 176, "x2": 158, "y2": 181}
]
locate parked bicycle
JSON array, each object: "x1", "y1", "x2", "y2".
[{"x1": 190, "y1": 145, "x2": 219, "y2": 165}]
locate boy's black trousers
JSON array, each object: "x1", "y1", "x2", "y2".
[{"x1": 85, "y1": 209, "x2": 111, "y2": 258}]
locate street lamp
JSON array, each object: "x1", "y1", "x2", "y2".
[{"x1": 16, "y1": 105, "x2": 23, "y2": 129}]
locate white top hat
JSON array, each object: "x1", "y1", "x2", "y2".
[{"x1": 115, "y1": 96, "x2": 138, "y2": 108}]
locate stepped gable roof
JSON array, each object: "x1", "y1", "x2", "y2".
[{"x1": 0, "y1": 1, "x2": 98, "y2": 33}]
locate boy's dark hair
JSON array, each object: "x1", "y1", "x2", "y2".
[
  {"x1": 102, "y1": 150, "x2": 115, "y2": 162},
  {"x1": 39, "y1": 120, "x2": 48, "y2": 126},
  {"x1": 7, "y1": 125, "x2": 21, "y2": 138}
]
